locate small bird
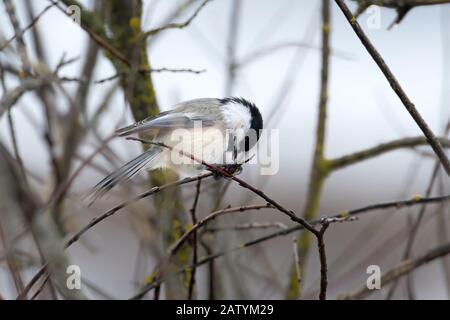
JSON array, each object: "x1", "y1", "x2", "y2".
[{"x1": 91, "y1": 97, "x2": 263, "y2": 199}]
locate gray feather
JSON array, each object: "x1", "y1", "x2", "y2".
[
  {"x1": 115, "y1": 98, "x2": 223, "y2": 137},
  {"x1": 88, "y1": 147, "x2": 162, "y2": 202}
]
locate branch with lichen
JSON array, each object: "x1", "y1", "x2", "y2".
[
  {"x1": 57, "y1": 0, "x2": 201, "y2": 298},
  {"x1": 131, "y1": 192, "x2": 450, "y2": 299},
  {"x1": 287, "y1": 0, "x2": 331, "y2": 299},
  {"x1": 329, "y1": 136, "x2": 450, "y2": 170}
]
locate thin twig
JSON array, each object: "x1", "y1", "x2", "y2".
[
  {"x1": 206, "y1": 221, "x2": 288, "y2": 232},
  {"x1": 289, "y1": 0, "x2": 331, "y2": 299},
  {"x1": 386, "y1": 162, "x2": 440, "y2": 299},
  {"x1": 94, "y1": 68, "x2": 206, "y2": 84},
  {"x1": 330, "y1": 136, "x2": 450, "y2": 170},
  {"x1": 196, "y1": 194, "x2": 450, "y2": 274},
  {"x1": 169, "y1": 204, "x2": 274, "y2": 256},
  {"x1": 0, "y1": 3, "x2": 55, "y2": 52},
  {"x1": 340, "y1": 241, "x2": 450, "y2": 300},
  {"x1": 143, "y1": 0, "x2": 213, "y2": 38},
  {"x1": 18, "y1": 173, "x2": 213, "y2": 299},
  {"x1": 131, "y1": 193, "x2": 450, "y2": 299},
  {"x1": 50, "y1": 0, "x2": 130, "y2": 66}
]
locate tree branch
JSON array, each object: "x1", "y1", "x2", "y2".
[
  {"x1": 339, "y1": 241, "x2": 450, "y2": 300},
  {"x1": 288, "y1": 0, "x2": 332, "y2": 299},
  {"x1": 329, "y1": 136, "x2": 450, "y2": 170}
]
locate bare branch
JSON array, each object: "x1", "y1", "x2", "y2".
[
  {"x1": 206, "y1": 221, "x2": 288, "y2": 232},
  {"x1": 196, "y1": 194, "x2": 450, "y2": 272},
  {"x1": 18, "y1": 173, "x2": 213, "y2": 298},
  {"x1": 329, "y1": 136, "x2": 450, "y2": 171},
  {"x1": 169, "y1": 204, "x2": 274, "y2": 256},
  {"x1": 0, "y1": 3, "x2": 55, "y2": 52},
  {"x1": 340, "y1": 242, "x2": 450, "y2": 300},
  {"x1": 239, "y1": 42, "x2": 352, "y2": 67},
  {"x1": 143, "y1": 0, "x2": 214, "y2": 38},
  {"x1": 52, "y1": 0, "x2": 130, "y2": 66},
  {"x1": 94, "y1": 68, "x2": 206, "y2": 84}
]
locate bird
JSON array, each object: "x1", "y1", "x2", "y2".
[{"x1": 90, "y1": 97, "x2": 263, "y2": 200}]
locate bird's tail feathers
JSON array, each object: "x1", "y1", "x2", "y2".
[{"x1": 87, "y1": 147, "x2": 162, "y2": 204}]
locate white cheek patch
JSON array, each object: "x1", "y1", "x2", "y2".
[{"x1": 221, "y1": 103, "x2": 252, "y2": 131}]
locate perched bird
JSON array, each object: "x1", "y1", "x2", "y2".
[{"x1": 91, "y1": 97, "x2": 263, "y2": 199}]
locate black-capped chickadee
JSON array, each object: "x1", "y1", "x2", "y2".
[{"x1": 91, "y1": 97, "x2": 263, "y2": 199}]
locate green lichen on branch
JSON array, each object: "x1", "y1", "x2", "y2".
[
  {"x1": 60, "y1": 0, "x2": 190, "y2": 298},
  {"x1": 286, "y1": 0, "x2": 331, "y2": 299}
]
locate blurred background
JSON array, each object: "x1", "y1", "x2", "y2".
[{"x1": 1, "y1": 0, "x2": 450, "y2": 300}]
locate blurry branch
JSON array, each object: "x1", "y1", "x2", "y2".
[
  {"x1": 217, "y1": 0, "x2": 243, "y2": 298},
  {"x1": 4, "y1": 0, "x2": 31, "y2": 75},
  {"x1": 0, "y1": 144, "x2": 86, "y2": 299},
  {"x1": 0, "y1": 3, "x2": 54, "y2": 52},
  {"x1": 17, "y1": 135, "x2": 114, "y2": 299},
  {"x1": 335, "y1": 0, "x2": 450, "y2": 177},
  {"x1": 20, "y1": 173, "x2": 214, "y2": 298},
  {"x1": 194, "y1": 194, "x2": 450, "y2": 274},
  {"x1": 6, "y1": 102, "x2": 26, "y2": 184},
  {"x1": 94, "y1": 67, "x2": 206, "y2": 84},
  {"x1": 239, "y1": 42, "x2": 352, "y2": 67},
  {"x1": 329, "y1": 136, "x2": 450, "y2": 170},
  {"x1": 0, "y1": 56, "x2": 79, "y2": 119},
  {"x1": 206, "y1": 221, "x2": 288, "y2": 232},
  {"x1": 0, "y1": 77, "x2": 54, "y2": 118},
  {"x1": 288, "y1": 0, "x2": 331, "y2": 299},
  {"x1": 351, "y1": 0, "x2": 450, "y2": 28},
  {"x1": 24, "y1": 0, "x2": 49, "y2": 64},
  {"x1": 386, "y1": 155, "x2": 441, "y2": 299},
  {"x1": 436, "y1": 175, "x2": 450, "y2": 297},
  {"x1": 146, "y1": 0, "x2": 199, "y2": 48},
  {"x1": 292, "y1": 237, "x2": 302, "y2": 297},
  {"x1": 48, "y1": 34, "x2": 100, "y2": 229},
  {"x1": 0, "y1": 206, "x2": 25, "y2": 295},
  {"x1": 169, "y1": 204, "x2": 274, "y2": 256},
  {"x1": 81, "y1": 277, "x2": 117, "y2": 300},
  {"x1": 55, "y1": 0, "x2": 206, "y2": 297},
  {"x1": 387, "y1": 121, "x2": 450, "y2": 298},
  {"x1": 53, "y1": 0, "x2": 130, "y2": 65},
  {"x1": 133, "y1": 203, "x2": 277, "y2": 299},
  {"x1": 133, "y1": 193, "x2": 450, "y2": 299},
  {"x1": 224, "y1": 0, "x2": 241, "y2": 96},
  {"x1": 262, "y1": 3, "x2": 319, "y2": 129},
  {"x1": 142, "y1": 0, "x2": 213, "y2": 38},
  {"x1": 339, "y1": 242, "x2": 450, "y2": 300}
]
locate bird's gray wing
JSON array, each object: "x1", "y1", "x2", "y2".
[
  {"x1": 116, "y1": 111, "x2": 217, "y2": 137},
  {"x1": 88, "y1": 146, "x2": 163, "y2": 202}
]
